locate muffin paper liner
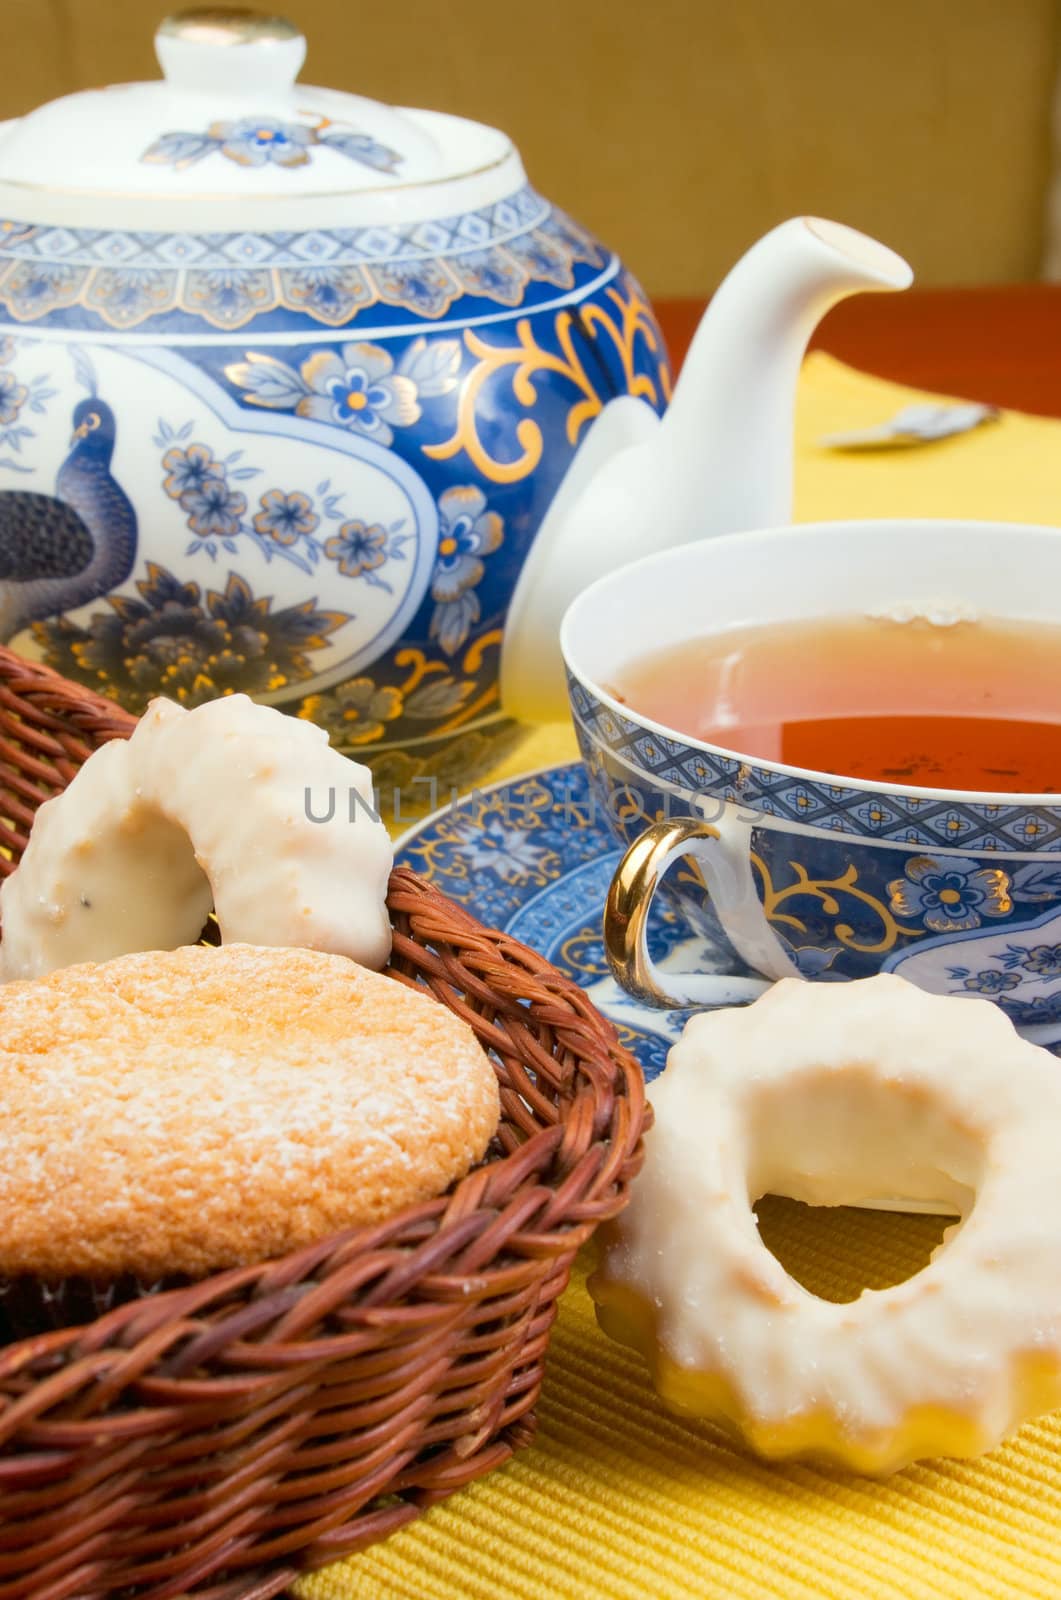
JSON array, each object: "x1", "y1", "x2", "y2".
[{"x1": 0, "y1": 1273, "x2": 177, "y2": 1345}]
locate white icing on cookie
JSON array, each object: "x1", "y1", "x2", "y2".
[
  {"x1": 0, "y1": 695, "x2": 392, "y2": 980},
  {"x1": 590, "y1": 974, "x2": 1061, "y2": 1472}
]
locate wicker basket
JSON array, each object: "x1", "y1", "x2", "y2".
[{"x1": 0, "y1": 646, "x2": 647, "y2": 1600}]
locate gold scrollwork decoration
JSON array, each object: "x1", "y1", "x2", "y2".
[
  {"x1": 578, "y1": 290, "x2": 665, "y2": 411},
  {"x1": 560, "y1": 925, "x2": 610, "y2": 979},
  {"x1": 434, "y1": 626, "x2": 501, "y2": 723},
  {"x1": 423, "y1": 280, "x2": 668, "y2": 484},
  {"x1": 752, "y1": 853, "x2": 925, "y2": 955},
  {"x1": 370, "y1": 631, "x2": 503, "y2": 740}
]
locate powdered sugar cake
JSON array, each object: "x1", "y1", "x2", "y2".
[{"x1": 0, "y1": 943, "x2": 500, "y2": 1284}]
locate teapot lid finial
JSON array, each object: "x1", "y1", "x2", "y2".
[
  {"x1": 157, "y1": 7, "x2": 303, "y2": 42},
  {"x1": 155, "y1": 9, "x2": 307, "y2": 96}
]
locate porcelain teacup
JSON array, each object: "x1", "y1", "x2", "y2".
[{"x1": 560, "y1": 520, "x2": 1061, "y2": 1030}]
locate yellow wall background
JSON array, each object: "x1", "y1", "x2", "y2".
[{"x1": 3, "y1": 0, "x2": 1060, "y2": 293}]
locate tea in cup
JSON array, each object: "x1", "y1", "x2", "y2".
[{"x1": 560, "y1": 520, "x2": 1061, "y2": 1027}]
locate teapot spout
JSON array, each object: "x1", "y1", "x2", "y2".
[
  {"x1": 500, "y1": 218, "x2": 911, "y2": 723},
  {"x1": 658, "y1": 217, "x2": 912, "y2": 539}
]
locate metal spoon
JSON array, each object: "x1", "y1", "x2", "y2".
[{"x1": 818, "y1": 401, "x2": 1000, "y2": 450}]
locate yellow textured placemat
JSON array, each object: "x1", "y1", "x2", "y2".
[
  {"x1": 298, "y1": 353, "x2": 1061, "y2": 1600},
  {"x1": 302, "y1": 1219, "x2": 1061, "y2": 1600}
]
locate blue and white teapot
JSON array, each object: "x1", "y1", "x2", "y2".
[{"x1": 0, "y1": 9, "x2": 910, "y2": 792}]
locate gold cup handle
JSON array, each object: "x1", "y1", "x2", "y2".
[{"x1": 603, "y1": 814, "x2": 797, "y2": 1008}]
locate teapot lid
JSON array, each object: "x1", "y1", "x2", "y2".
[{"x1": 0, "y1": 8, "x2": 518, "y2": 224}]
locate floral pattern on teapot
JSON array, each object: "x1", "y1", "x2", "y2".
[
  {"x1": 141, "y1": 114, "x2": 403, "y2": 175},
  {"x1": 0, "y1": 189, "x2": 604, "y2": 331},
  {"x1": 0, "y1": 188, "x2": 668, "y2": 776}
]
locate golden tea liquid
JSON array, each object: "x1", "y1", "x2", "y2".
[{"x1": 608, "y1": 614, "x2": 1061, "y2": 793}]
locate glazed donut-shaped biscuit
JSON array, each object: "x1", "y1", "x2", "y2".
[
  {"x1": 590, "y1": 975, "x2": 1061, "y2": 1473},
  {"x1": 0, "y1": 695, "x2": 392, "y2": 981}
]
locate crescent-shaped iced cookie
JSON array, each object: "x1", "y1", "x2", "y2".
[
  {"x1": 0, "y1": 694, "x2": 392, "y2": 980},
  {"x1": 590, "y1": 975, "x2": 1061, "y2": 1473}
]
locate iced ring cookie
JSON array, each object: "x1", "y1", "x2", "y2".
[
  {"x1": 0, "y1": 694, "x2": 392, "y2": 981},
  {"x1": 590, "y1": 975, "x2": 1061, "y2": 1473}
]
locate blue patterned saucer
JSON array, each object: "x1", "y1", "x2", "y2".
[
  {"x1": 396, "y1": 761, "x2": 1061, "y2": 1077},
  {"x1": 397, "y1": 762, "x2": 770, "y2": 1082}
]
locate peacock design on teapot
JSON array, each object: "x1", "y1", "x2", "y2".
[{"x1": 0, "y1": 10, "x2": 911, "y2": 792}]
